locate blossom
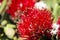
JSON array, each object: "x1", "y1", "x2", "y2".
[
  {"x1": 7, "y1": 0, "x2": 36, "y2": 17},
  {"x1": 17, "y1": 8, "x2": 53, "y2": 40},
  {"x1": 57, "y1": 17, "x2": 60, "y2": 38},
  {"x1": 57, "y1": 17, "x2": 60, "y2": 24}
]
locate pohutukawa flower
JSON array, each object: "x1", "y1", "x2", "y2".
[
  {"x1": 57, "y1": 17, "x2": 60, "y2": 38},
  {"x1": 57, "y1": 17, "x2": 60, "y2": 24},
  {"x1": 7, "y1": 0, "x2": 36, "y2": 17},
  {"x1": 17, "y1": 8, "x2": 53, "y2": 40}
]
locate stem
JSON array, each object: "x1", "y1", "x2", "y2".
[
  {"x1": 52, "y1": 3, "x2": 59, "y2": 23},
  {"x1": 0, "y1": 0, "x2": 7, "y2": 13},
  {"x1": 0, "y1": 11, "x2": 5, "y2": 23}
]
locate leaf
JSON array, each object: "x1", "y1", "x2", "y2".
[
  {"x1": 6, "y1": 24, "x2": 16, "y2": 28},
  {"x1": 4, "y1": 27, "x2": 15, "y2": 39}
]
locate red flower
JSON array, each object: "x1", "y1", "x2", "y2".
[
  {"x1": 7, "y1": 0, "x2": 36, "y2": 17},
  {"x1": 57, "y1": 17, "x2": 60, "y2": 24},
  {"x1": 57, "y1": 17, "x2": 60, "y2": 38},
  {"x1": 17, "y1": 8, "x2": 53, "y2": 40},
  {"x1": 17, "y1": 0, "x2": 36, "y2": 10},
  {"x1": 57, "y1": 27, "x2": 60, "y2": 39},
  {"x1": 0, "y1": 0, "x2": 3, "y2": 2}
]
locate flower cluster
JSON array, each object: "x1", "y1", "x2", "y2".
[
  {"x1": 0, "y1": 0, "x2": 60, "y2": 40},
  {"x1": 17, "y1": 8, "x2": 53, "y2": 40},
  {"x1": 7, "y1": 0, "x2": 36, "y2": 17},
  {"x1": 7, "y1": 0, "x2": 53, "y2": 40}
]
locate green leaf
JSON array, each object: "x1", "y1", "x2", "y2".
[
  {"x1": 4, "y1": 27, "x2": 15, "y2": 39},
  {"x1": 1, "y1": 20, "x2": 7, "y2": 26},
  {"x1": 6, "y1": 24, "x2": 16, "y2": 28}
]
